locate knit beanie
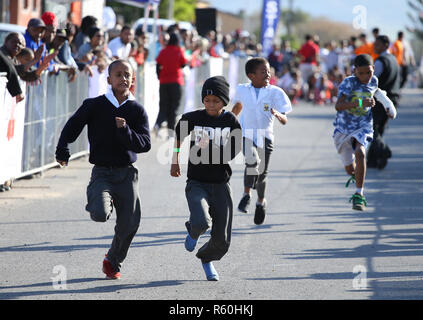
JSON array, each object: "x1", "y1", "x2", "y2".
[{"x1": 201, "y1": 76, "x2": 230, "y2": 106}]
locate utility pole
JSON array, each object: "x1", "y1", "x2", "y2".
[
  {"x1": 287, "y1": 0, "x2": 294, "y2": 37},
  {"x1": 168, "y1": 0, "x2": 174, "y2": 20}
]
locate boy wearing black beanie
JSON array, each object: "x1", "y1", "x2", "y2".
[{"x1": 171, "y1": 76, "x2": 242, "y2": 281}]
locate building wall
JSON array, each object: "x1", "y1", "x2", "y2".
[
  {"x1": 0, "y1": 0, "x2": 11, "y2": 23},
  {"x1": 70, "y1": 2, "x2": 82, "y2": 26},
  {"x1": 81, "y1": 0, "x2": 104, "y2": 27},
  {"x1": 10, "y1": 0, "x2": 42, "y2": 27},
  {"x1": 217, "y1": 11, "x2": 243, "y2": 35}
]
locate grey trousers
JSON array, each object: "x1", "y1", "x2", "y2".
[
  {"x1": 243, "y1": 137, "x2": 273, "y2": 199},
  {"x1": 85, "y1": 165, "x2": 141, "y2": 272},
  {"x1": 185, "y1": 180, "x2": 233, "y2": 263}
]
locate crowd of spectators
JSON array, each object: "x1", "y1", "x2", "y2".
[
  {"x1": 1, "y1": 12, "x2": 417, "y2": 108},
  {"x1": 0, "y1": 11, "x2": 419, "y2": 192}
]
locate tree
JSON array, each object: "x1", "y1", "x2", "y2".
[
  {"x1": 280, "y1": 8, "x2": 310, "y2": 50},
  {"x1": 106, "y1": 0, "x2": 144, "y2": 25},
  {"x1": 106, "y1": 0, "x2": 196, "y2": 25},
  {"x1": 158, "y1": 0, "x2": 196, "y2": 23},
  {"x1": 281, "y1": 8, "x2": 310, "y2": 37},
  {"x1": 406, "y1": 0, "x2": 423, "y2": 39}
]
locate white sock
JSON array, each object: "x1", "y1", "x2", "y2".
[
  {"x1": 257, "y1": 199, "x2": 266, "y2": 206},
  {"x1": 243, "y1": 192, "x2": 251, "y2": 197},
  {"x1": 356, "y1": 188, "x2": 364, "y2": 195}
]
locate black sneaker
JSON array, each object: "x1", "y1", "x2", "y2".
[
  {"x1": 254, "y1": 200, "x2": 267, "y2": 225},
  {"x1": 238, "y1": 194, "x2": 251, "y2": 213},
  {"x1": 377, "y1": 157, "x2": 388, "y2": 170},
  {"x1": 367, "y1": 160, "x2": 378, "y2": 168}
]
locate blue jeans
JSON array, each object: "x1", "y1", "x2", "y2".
[{"x1": 185, "y1": 179, "x2": 233, "y2": 263}]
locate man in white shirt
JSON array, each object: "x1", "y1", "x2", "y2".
[{"x1": 107, "y1": 25, "x2": 134, "y2": 60}]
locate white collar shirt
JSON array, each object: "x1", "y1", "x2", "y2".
[
  {"x1": 105, "y1": 87, "x2": 135, "y2": 108},
  {"x1": 232, "y1": 83, "x2": 292, "y2": 147}
]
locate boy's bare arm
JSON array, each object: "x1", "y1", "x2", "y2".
[
  {"x1": 231, "y1": 102, "x2": 242, "y2": 116},
  {"x1": 335, "y1": 95, "x2": 358, "y2": 111},
  {"x1": 335, "y1": 94, "x2": 375, "y2": 111},
  {"x1": 271, "y1": 108, "x2": 288, "y2": 125},
  {"x1": 170, "y1": 139, "x2": 181, "y2": 177}
]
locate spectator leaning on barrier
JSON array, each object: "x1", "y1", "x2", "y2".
[
  {"x1": 41, "y1": 11, "x2": 58, "y2": 46},
  {"x1": 75, "y1": 27, "x2": 107, "y2": 62},
  {"x1": 73, "y1": 15, "x2": 98, "y2": 53},
  {"x1": 1, "y1": 32, "x2": 54, "y2": 84},
  {"x1": 49, "y1": 29, "x2": 77, "y2": 82},
  {"x1": 57, "y1": 23, "x2": 93, "y2": 77},
  {"x1": 0, "y1": 49, "x2": 24, "y2": 102},
  {"x1": 24, "y1": 18, "x2": 55, "y2": 72},
  {"x1": 16, "y1": 47, "x2": 34, "y2": 66},
  {"x1": 41, "y1": 11, "x2": 63, "y2": 75}
]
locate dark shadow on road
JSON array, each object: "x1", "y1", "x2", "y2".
[
  {"x1": 0, "y1": 278, "x2": 184, "y2": 299},
  {"x1": 249, "y1": 93, "x2": 423, "y2": 299}
]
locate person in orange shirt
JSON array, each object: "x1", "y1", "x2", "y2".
[
  {"x1": 391, "y1": 31, "x2": 404, "y2": 66},
  {"x1": 390, "y1": 31, "x2": 410, "y2": 87},
  {"x1": 355, "y1": 33, "x2": 378, "y2": 61}
]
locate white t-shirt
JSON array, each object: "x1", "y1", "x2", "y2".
[
  {"x1": 232, "y1": 83, "x2": 292, "y2": 147},
  {"x1": 107, "y1": 37, "x2": 131, "y2": 59}
]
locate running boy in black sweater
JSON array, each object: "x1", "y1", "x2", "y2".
[
  {"x1": 171, "y1": 76, "x2": 242, "y2": 281},
  {"x1": 56, "y1": 59, "x2": 151, "y2": 279}
]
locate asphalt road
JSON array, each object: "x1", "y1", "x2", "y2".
[{"x1": 1, "y1": 89, "x2": 422, "y2": 302}]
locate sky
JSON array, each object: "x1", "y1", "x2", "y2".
[{"x1": 207, "y1": 0, "x2": 411, "y2": 40}]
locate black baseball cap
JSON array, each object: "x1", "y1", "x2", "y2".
[
  {"x1": 27, "y1": 18, "x2": 46, "y2": 28},
  {"x1": 56, "y1": 29, "x2": 68, "y2": 39}
]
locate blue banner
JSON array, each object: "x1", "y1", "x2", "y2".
[{"x1": 260, "y1": 0, "x2": 280, "y2": 57}]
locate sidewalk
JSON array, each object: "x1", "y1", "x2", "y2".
[{"x1": 0, "y1": 89, "x2": 422, "y2": 300}]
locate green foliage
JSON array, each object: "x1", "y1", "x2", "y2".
[
  {"x1": 281, "y1": 8, "x2": 310, "y2": 30},
  {"x1": 106, "y1": 0, "x2": 144, "y2": 25},
  {"x1": 158, "y1": 0, "x2": 196, "y2": 23},
  {"x1": 281, "y1": 34, "x2": 301, "y2": 50},
  {"x1": 279, "y1": 8, "x2": 310, "y2": 50},
  {"x1": 105, "y1": 0, "x2": 195, "y2": 25}
]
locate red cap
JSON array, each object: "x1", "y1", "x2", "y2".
[{"x1": 41, "y1": 11, "x2": 58, "y2": 27}]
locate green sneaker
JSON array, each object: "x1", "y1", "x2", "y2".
[
  {"x1": 349, "y1": 193, "x2": 367, "y2": 211},
  {"x1": 345, "y1": 175, "x2": 356, "y2": 188}
]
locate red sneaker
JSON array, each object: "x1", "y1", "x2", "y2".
[{"x1": 102, "y1": 255, "x2": 121, "y2": 280}]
